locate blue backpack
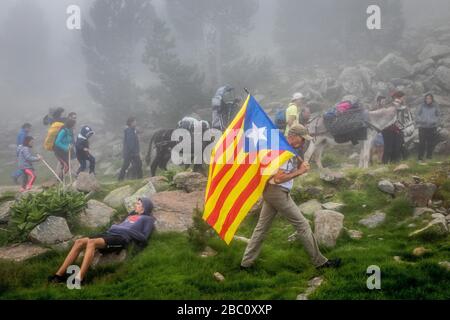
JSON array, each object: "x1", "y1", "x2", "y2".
[{"x1": 274, "y1": 109, "x2": 286, "y2": 130}]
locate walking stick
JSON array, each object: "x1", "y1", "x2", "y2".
[{"x1": 40, "y1": 156, "x2": 63, "y2": 184}]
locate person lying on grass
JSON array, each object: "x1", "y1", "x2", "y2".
[{"x1": 48, "y1": 197, "x2": 155, "y2": 285}]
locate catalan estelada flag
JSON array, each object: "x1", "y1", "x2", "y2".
[{"x1": 203, "y1": 95, "x2": 297, "y2": 244}]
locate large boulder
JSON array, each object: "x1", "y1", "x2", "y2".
[
  {"x1": 337, "y1": 66, "x2": 372, "y2": 97},
  {"x1": 173, "y1": 172, "x2": 207, "y2": 193},
  {"x1": 413, "y1": 59, "x2": 435, "y2": 75},
  {"x1": 314, "y1": 210, "x2": 344, "y2": 247},
  {"x1": 103, "y1": 185, "x2": 133, "y2": 208},
  {"x1": 434, "y1": 66, "x2": 450, "y2": 91},
  {"x1": 322, "y1": 202, "x2": 345, "y2": 211},
  {"x1": 376, "y1": 53, "x2": 413, "y2": 81},
  {"x1": 359, "y1": 211, "x2": 386, "y2": 229},
  {"x1": 29, "y1": 216, "x2": 73, "y2": 245},
  {"x1": 0, "y1": 200, "x2": 14, "y2": 224},
  {"x1": 0, "y1": 243, "x2": 49, "y2": 262},
  {"x1": 418, "y1": 44, "x2": 450, "y2": 61},
  {"x1": 148, "y1": 176, "x2": 171, "y2": 192},
  {"x1": 407, "y1": 183, "x2": 437, "y2": 207},
  {"x1": 78, "y1": 200, "x2": 116, "y2": 229},
  {"x1": 151, "y1": 190, "x2": 204, "y2": 232},
  {"x1": 123, "y1": 182, "x2": 157, "y2": 212},
  {"x1": 73, "y1": 172, "x2": 101, "y2": 193},
  {"x1": 299, "y1": 199, "x2": 322, "y2": 217}
]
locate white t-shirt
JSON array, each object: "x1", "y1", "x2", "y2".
[{"x1": 269, "y1": 157, "x2": 296, "y2": 191}]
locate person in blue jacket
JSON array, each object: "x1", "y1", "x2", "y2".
[
  {"x1": 48, "y1": 197, "x2": 155, "y2": 285},
  {"x1": 118, "y1": 117, "x2": 143, "y2": 181},
  {"x1": 54, "y1": 118, "x2": 76, "y2": 180},
  {"x1": 11, "y1": 123, "x2": 32, "y2": 184}
]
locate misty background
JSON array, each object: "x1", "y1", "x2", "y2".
[{"x1": 0, "y1": 0, "x2": 450, "y2": 181}]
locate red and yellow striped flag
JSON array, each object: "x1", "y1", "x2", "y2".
[{"x1": 203, "y1": 95, "x2": 297, "y2": 244}]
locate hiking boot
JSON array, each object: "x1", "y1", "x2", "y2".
[
  {"x1": 316, "y1": 258, "x2": 342, "y2": 270},
  {"x1": 48, "y1": 274, "x2": 68, "y2": 284}
]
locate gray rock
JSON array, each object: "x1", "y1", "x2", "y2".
[
  {"x1": 314, "y1": 210, "x2": 344, "y2": 247},
  {"x1": 376, "y1": 53, "x2": 413, "y2": 81},
  {"x1": 296, "y1": 276, "x2": 324, "y2": 300},
  {"x1": 124, "y1": 182, "x2": 157, "y2": 212},
  {"x1": 434, "y1": 66, "x2": 450, "y2": 91},
  {"x1": 29, "y1": 216, "x2": 73, "y2": 245},
  {"x1": 321, "y1": 202, "x2": 345, "y2": 211},
  {"x1": 304, "y1": 186, "x2": 324, "y2": 198},
  {"x1": 394, "y1": 182, "x2": 406, "y2": 192},
  {"x1": 409, "y1": 218, "x2": 448, "y2": 238},
  {"x1": 148, "y1": 176, "x2": 171, "y2": 192},
  {"x1": 214, "y1": 272, "x2": 225, "y2": 282},
  {"x1": 378, "y1": 180, "x2": 395, "y2": 195},
  {"x1": 0, "y1": 243, "x2": 49, "y2": 262},
  {"x1": 413, "y1": 207, "x2": 435, "y2": 218},
  {"x1": 173, "y1": 172, "x2": 207, "y2": 193},
  {"x1": 319, "y1": 169, "x2": 345, "y2": 185},
  {"x1": 338, "y1": 66, "x2": 372, "y2": 97},
  {"x1": 407, "y1": 183, "x2": 437, "y2": 207},
  {"x1": 79, "y1": 200, "x2": 116, "y2": 229},
  {"x1": 359, "y1": 211, "x2": 386, "y2": 229},
  {"x1": 347, "y1": 229, "x2": 363, "y2": 240},
  {"x1": 0, "y1": 200, "x2": 14, "y2": 224},
  {"x1": 103, "y1": 185, "x2": 133, "y2": 208},
  {"x1": 418, "y1": 44, "x2": 450, "y2": 61},
  {"x1": 73, "y1": 172, "x2": 101, "y2": 193},
  {"x1": 299, "y1": 199, "x2": 323, "y2": 217},
  {"x1": 152, "y1": 190, "x2": 204, "y2": 232},
  {"x1": 413, "y1": 59, "x2": 435, "y2": 75}
]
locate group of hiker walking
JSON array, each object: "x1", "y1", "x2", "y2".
[{"x1": 13, "y1": 108, "x2": 96, "y2": 191}]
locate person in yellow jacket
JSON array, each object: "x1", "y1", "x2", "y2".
[{"x1": 285, "y1": 92, "x2": 304, "y2": 136}]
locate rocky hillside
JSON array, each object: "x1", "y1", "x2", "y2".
[{"x1": 0, "y1": 158, "x2": 449, "y2": 299}]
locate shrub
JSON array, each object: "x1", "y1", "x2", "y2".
[
  {"x1": 9, "y1": 188, "x2": 87, "y2": 242},
  {"x1": 187, "y1": 207, "x2": 211, "y2": 251}
]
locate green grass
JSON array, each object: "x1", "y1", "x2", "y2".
[{"x1": 0, "y1": 158, "x2": 449, "y2": 299}]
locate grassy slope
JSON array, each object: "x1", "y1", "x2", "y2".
[{"x1": 0, "y1": 159, "x2": 449, "y2": 300}]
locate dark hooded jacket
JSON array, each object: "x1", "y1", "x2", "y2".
[
  {"x1": 107, "y1": 197, "x2": 155, "y2": 245},
  {"x1": 75, "y1": 126, "x2": 95, "y2": 160}
]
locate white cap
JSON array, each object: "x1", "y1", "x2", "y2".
[{"x1": 292, "y1": 92, "x2": 304, "y2": 101}]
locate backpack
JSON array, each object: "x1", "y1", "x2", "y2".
[
  {"x1": 274, "y1": 109, "x2": 287, "y2": 130},
  {"x1": 44, "y1": 121, "x2": 64, "y2": 151}
]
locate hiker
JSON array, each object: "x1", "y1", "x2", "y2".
[
  {"x1": 285, "y1": 92, "x2": 308, "y2": 135},
  {"x1": 48, "y1": 197, "x2": 155, "y2": 285},
  {"x1": 17, "y1": 136, "x2": 42, "y2": 192},
  {"x1": 67, "y1": 112, "x2": 77, "y2": 122},
  {"x1": 11, "y1": 123, "x2": 32, "y2": 184},
  {"x1": 382, "y1": 91, "x2": 409, "y2": 164},
  {"x1": 54, "y1": 119, "x2": 76, "y2": 181},
  {"x1": 370, "y1": 96, "x2": 387, "y2": 164},
  {"x1": 118, "y1": 117, "x2": 143, "y2": 181},
  {"x1": 416, "y1": 93, "x2": 441, "y2": 161},
  {"x1": 211, "y1": 86, "x2": 239, "y2": 131},
  {"x1": 240, "y1": 125, "x2": 341, "y2": 271},
  {"x1": 43, "y1": 107, "x2": 65, "y2": 126},
  {"x1": 75, "y1": 125, "x2": 96, "y2": 176}
]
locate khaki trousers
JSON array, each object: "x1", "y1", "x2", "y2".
[{"x1": 241, "y1": 184, "x2": 328, "y2": 268}]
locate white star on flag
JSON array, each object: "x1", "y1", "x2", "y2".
[{"x1": 246, "y1": 122, "x2": 267, "y2": 148}]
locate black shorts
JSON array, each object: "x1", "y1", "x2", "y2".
[{"x1": 90, "y1": 233, "x2": 128, "y2": 253}]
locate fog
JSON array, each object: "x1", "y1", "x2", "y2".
[{"x1": 0, "y1": 0, "x2": 449, "y2": 127}]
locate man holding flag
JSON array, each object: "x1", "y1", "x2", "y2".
[{"x1": 203, "y1": 94, "x2": 341, "y2": 271}]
